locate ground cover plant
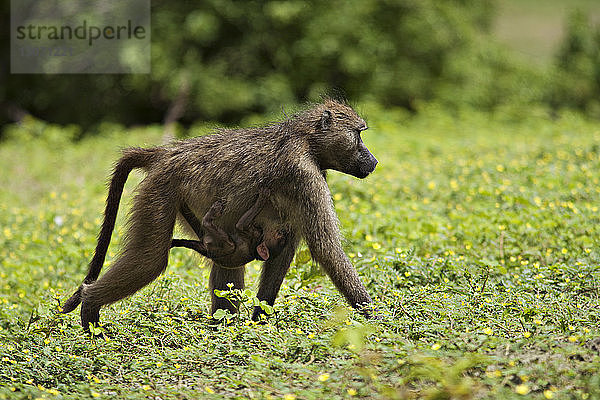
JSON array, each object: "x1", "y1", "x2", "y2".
[{"x1": 0, "y1": 105, "x2": 599, "y2": 399}]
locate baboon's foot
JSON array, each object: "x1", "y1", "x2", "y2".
[
  {"x1": 251, "y1": 306, "x2": 270, "y2": 324},
  {"x1": 80, "y1": 301, "x2": 101, "y2": 333},
  {"x1": 356, "y1": 302, "x2": 380, "y2": 320}
]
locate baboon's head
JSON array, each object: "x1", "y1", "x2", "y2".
[{"x1": 309, "y1": 99, "x2": 378, "y2": 179}]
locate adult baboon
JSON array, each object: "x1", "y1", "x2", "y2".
[
  {"x1": 62, "y1": 99, "x2": 378, "y2": 330},
  {"x1": 170, "y1": 188, "x2": 287, "y2": 267}
]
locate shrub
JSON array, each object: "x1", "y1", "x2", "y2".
[
  {"x1": 548, "y1": 10, "x2": 600, "y2": 118},
  {"x1": 1, "y1": 0, "x2": 495, "y2": 129}
]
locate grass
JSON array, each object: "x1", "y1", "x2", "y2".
[{"x1": 1, "y1": 104, "x2": 600, "y2": 399}]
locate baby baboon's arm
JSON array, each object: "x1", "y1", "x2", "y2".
[
  {"x1": 201, "y1": 200, "x2": 234, "y2": 249},
  {"x1": 235, "y1": 189, "x2": 269, "y2": 233}
]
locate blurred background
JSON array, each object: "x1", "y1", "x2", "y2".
[{"x1": 1, "y1": 0, "x2": 599, "y2": 135}]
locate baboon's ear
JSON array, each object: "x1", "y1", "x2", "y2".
[
  {"x1": 321, "y1": 110, "x2": 332, "y2": 130},
  {"x1": 257, "y1": 242, "x2": 270, "y2": 261}
]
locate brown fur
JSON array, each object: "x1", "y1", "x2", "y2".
[{"x1": 62, "y1": 99, "x2": 378, "y2": 331}]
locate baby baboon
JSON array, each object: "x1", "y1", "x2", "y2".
[
  {"x1": 62, "y1": 99, "x2": 378, "y2": 331},
  {"x1": 171, "y1": 188, "x2": 287, "y2": 267}
]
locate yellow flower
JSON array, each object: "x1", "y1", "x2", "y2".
[
  {"x1": 523, "y1": 331, "x2": 531, "y2": 338},
  {"x1": 142, "y1": 385, "x2": 151, "y2": 391},
  {"x1": 91, "y1": 392, "x2": 101, "y2": 398},
  {"x1": 205, "y1": 387, "x2": 214, "y2": 394},
  {"x1": 483, "y1": 327, "x2": 494, "y2": 335},
  {"x1": 568, "y1": 336, "x2": 578, "y2": 342},
  {"x1": 318, "y1": 373, "x2": 330, "y2": 382},
  {"x1": 515, "y1": 384, "x2": 530, "y2": 395},
  {"x1": 544, "y1": 390, "x2": 554, "y2": 399},
  {"x1": 284, "y1": 395, "x2": 296, "y2": 400},
  {"x1": 431, "y1": 343, "x2": 441, "y2": 350},
  {"x1": 347, "y1": 388, "x2": 357, "y2": 396}
]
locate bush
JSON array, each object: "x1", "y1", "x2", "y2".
[
  {"x1": 1, "y1": 0, "x2": 495, "y2": 129},
  {"x1": 548, "y1": 10, "x2": 600, "y2": 118}
]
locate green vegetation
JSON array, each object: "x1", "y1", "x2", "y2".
[
  {"x1": 4, "y1": 0, "x2": 600, "y2": 129},
  {"x1": 494, "y1": 0, "x2": 600, "y2": 62},
  {"x1": 0, "y1": 0, "x2": 495, "y2": 127},
  {"x1": 1, "y1": 106, "x2": 599, "y2": 399}
]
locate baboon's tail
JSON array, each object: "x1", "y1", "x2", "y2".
[{"x1": 61, "y1": 147, "x2": 164, "y2": 314}]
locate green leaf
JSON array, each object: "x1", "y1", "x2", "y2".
[
  {"x1": 212, "y1": 309, "x2": 228, "y2": 320},
  {"x1": 259, "y1": 301, "x2": 274, "y2": 315}
]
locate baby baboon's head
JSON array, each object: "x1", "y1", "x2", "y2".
[{"x1": 309, "y1": 99, "x2": 378, "y2": 179}]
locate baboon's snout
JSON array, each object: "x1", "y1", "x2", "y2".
[
  {"x1": 354, "y1": 149, "x2": 378, "y2": 178},
  {"x1": 369, "y1": 153, "x2": 378, "y2": 171},
  {"x1": 364, "y1": 152, "x2": 378, "y2": 175}
]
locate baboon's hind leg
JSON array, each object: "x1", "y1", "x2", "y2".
[{"x1": 80, "y1": 182, "x2": 177, "y2": 331}]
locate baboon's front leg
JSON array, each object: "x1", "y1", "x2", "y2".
[
  {"x1": 209, "y1": 262, "x2": 245, "y2": 316},
  {"x1": 251, "y1": 232, "x2": 299, "y2": 321},
  {"x1": 298, "y1": 171, "x2": 373, "y2": 316}
]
